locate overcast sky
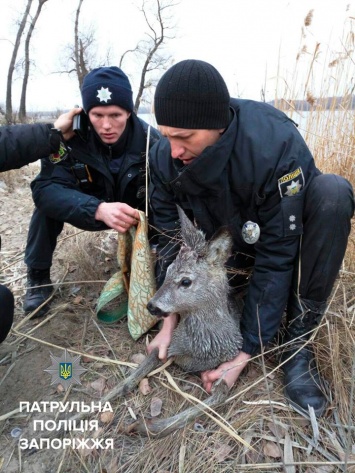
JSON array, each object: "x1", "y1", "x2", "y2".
[{"x1": 0, "y1": 0, "x2": 354, "y2": 112}]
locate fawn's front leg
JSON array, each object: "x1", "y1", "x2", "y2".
[
  {"x1": 102, "y1": 348, "x2": 161, "y2": 402},
  {"x1": 124, "y1": 379, "x2": 229, "y2": 438}
]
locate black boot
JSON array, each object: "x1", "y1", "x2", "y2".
[
  {"x1": 23, "y1": 268, "x2": 53, "y2": 317},
  {"x1": 281, "y1": 294, "x2": 328, "y2": 417}
]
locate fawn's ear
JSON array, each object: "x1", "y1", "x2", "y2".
[
  {"x1": 177, "y1": 205, "x2": 206, "y2": 255},
  {"x1": 206, "y1": 228, "x2": 233, "y2": 265}
]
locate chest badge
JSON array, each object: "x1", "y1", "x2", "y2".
[{"x1": 242, "y1": 221, "x2": 260, "y2": 244}]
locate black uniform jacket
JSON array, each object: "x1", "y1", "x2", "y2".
[
  {"x1": 0, "y1": 123, "x2": 55, "y2": 172},
  {"x1": 31, "y1": 115, "x2": 160, "y2": 231},
  {"x1": 149, "y1": 98, "x2": 321, "y2": 355}
]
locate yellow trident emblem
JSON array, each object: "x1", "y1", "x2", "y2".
[
  {"x1": 60, "y1": 363, "x2": 72, "y2": 380},
  {"x1": 45, "y1": 350, "x2": 86, "y2": 391}
]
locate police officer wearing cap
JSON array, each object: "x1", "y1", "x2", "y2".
[
  {"x1": 147, "y1": 59, "x2": 354, "y2": 417},
  {"x1": 23, "y1": 66, "x2": 160, "y2": 317}
]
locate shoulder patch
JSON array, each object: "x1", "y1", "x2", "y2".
[
  {"x1": 49, "y1": 142, "x2": 69, "y2": 164},
  {"x1": 278, "y1": 167, "x2": 305, "y2": 198}
]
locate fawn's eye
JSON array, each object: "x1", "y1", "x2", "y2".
[{"x1": 180, "y1": 278, "x2": 192, "y2": 288}]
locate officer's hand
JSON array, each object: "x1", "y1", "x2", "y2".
[
  {"x1": 147, "y1": 313, "x2": 179, "y2": 362},
  {"x1": 95, "y1": 202, "x2": 139, "y2": 233},
  {"x1": 54, "y1": 108, "x2": 82, "y2": 141},
  {"x1": 201, "y1": 351, "x2": 251, "y2": 394}
]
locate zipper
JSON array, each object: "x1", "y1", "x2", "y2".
[{"x1": 100, "y1": 147, "x2": 115, "y2": 202}]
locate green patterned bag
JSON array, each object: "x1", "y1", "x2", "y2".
[{"x1": 96, "y1": 211, "x2": 158, "y2": 340}]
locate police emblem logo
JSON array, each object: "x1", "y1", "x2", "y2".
[
  {"x1": 49, "y1": 142, "x2": 69, "y2": 164},
  {"x1": 44, "y1": 349, "x2": 86, "y2": 391},
  {"x1": 60, "y1": 362, "x2": 72, "y2": 380},
  {"x1": 97, "y1": 86, "x2": 112, "y2": 103},
  {"x1": 278, "y1": 167, "x2": 305, "y2": 198},
  {"x1": 242, "y1": 221, "x2": 260, "y2": 244}
]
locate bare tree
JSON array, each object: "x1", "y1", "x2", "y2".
[
  {"x1": 58, "y1": 0, "x2": 111, "y2": 89},
  {"x1": 5, "y1": 0, "x2": 33, "y2": 124},
  {"x1": 19, "y1": 0, "x2": 50, "y2": 123},
  {"x1": 73, "y1": 0, "x2": 89, "y2": 89},
  {"x1": 120, "y1": 0, "x2": 178, "y2": 113},
  {"x1": 60, "y1": 26, "x2": 106, "y2": 88},
  {"x1": 60, "y1": 0, "x2": 177, "y2": 110}
]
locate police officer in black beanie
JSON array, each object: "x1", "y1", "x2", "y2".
[
  {"x1": 147, "y1": 59, "x2": 354, "y2": 417},
  {"x1": 23, "y1": 66, "x2": 160, "y2": 317}
]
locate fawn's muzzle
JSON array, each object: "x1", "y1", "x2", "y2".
[{"x1": 147, "y1": 301, "x2": 166, "y2": 317}]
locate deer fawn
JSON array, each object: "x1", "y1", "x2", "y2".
[{"x1": 103, "y1": 206, "x2": 243, "y2": 437}]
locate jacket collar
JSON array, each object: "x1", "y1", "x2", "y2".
[
  {"x1": 92, "y1": 119, "x2": 131, "y2": 157},
  {"x1": 69, "y1": 114, "x2": 147, "y2": 165},
  {"x1": 67, "y1": 114, "x2": 148, "y2": 184}
]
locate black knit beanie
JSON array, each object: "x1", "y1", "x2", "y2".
[
  {"x1": 81, "y1": 66, "x2": 134, "y2": 113},
  {"x1": 154, "y1": 59, "x2": 230, "y2": 129}
]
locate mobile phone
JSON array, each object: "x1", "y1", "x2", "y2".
[{"x1": 73, "y1": 110, "x2": 89, "y2": 142}]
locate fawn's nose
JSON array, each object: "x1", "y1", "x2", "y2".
[{"x1": 147, "y1": 301, "x2": 164, "y2": 316}]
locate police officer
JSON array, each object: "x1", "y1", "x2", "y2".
[
  {"x1": 147, "y1": 59, "x2": 354, "y2": 417},
  {"x1": 0, "y1": 122, "x2": 64, "y2": 172},
  {"x1": 0, "y1": 121, "x2": 66, "y2": 343},
  {"x1": 23, "y1": 66, "x2": 160, "y2": 317}
]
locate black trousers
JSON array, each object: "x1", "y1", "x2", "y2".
[
  {"x1": 295, "y1": 173, "x2": 353, "y2": 303},
  {"x1": 24, "y1": 208, "x2": 104, "y2": 269},
  {"x1": 229, "y1": 174, "x2": 354, "y2": 304},
  {"x1": 0, "y1": 285, "x2": 14, "y2": 343}
]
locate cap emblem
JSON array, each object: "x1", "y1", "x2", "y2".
[{"x1": 96, "y1": 87, "x2": 112, "y2": 103}]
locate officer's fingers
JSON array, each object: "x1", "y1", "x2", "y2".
[
  {"x1": 126, "y1": 216, "x2": 139, "y2": 228},
  {"x1": 71, "y1": 107, "x2": 83, "y2": 118},
  {"x1": 117, "y1": 222, "x2": 129, "y2": 233},
  {"x1": 119, "y1": 211, "x2": 139, "y2": 227},
  {"x1": 120, "y1": 203, "x2": 140, "y2": 220},
  {"x1": 54, "y1": 114, "x2": 77, "y2": 136},
  {"x1": 106, "y1": 214, "x2": 126, "y2": 232},
  {"x1": 202, "y1": 380, "x2": 213, "y2": 394},
  {"x1": 113, "y1": 217, "x2": 130, "y2": 232},
  {"x1": 124, "y1": 208, "x2": 139, "y2": 221},
  {"x1": 201, "y1": 368, "x2": 219, "y2": 380},
  {"x1": 158, "y1": 346, "x2": 168, "y2": 363},
  {"x1": 200, "y1": 370, "x2": 211, "y2": 383},
  {"x1": 203, "y1": 369, "x2": 221, "y2": 385}
]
